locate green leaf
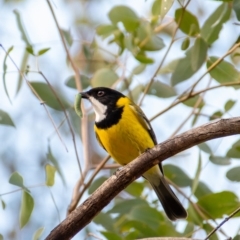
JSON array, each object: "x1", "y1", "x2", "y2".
[
  {"x1": 175, "y1": 9, "x2": 200, "y2": 36},
  {"x1": 233, "y1": 235, "x2": 240, "y2": 240},
  {"x1": 26, "y1": 46, "x2": 35, "y2": 56},
  {"x1": 152, "y1": 0, "x2": 174, "y2": 20},
  {"x1": 30, "y1": 82, "x2": 69, "y2": 111},
  {"x1": 125, "y1": 181, "x2": 144, "y2": 197},
  {"x1": 207, "y1": 57, "x2": 240, "y2": 84},
  {"x1": 224, "y1": 100, "x2": 236, "y2": 112},
  {"x1": 0, "y1": 110, "x2": 15, "y2": 127},
  {"x1": 130, "y1": 84, "x2": 145, "y2": 102},
  {"x1": 134, "y1": 51, "x2": 154, "y2": 64},
  {"x1": 96, "y1": 24, "x2": 118, "y2": 38},
  {"x1": 38, "y1": 48, "x2": 50, "y2": 56},
  {"x1": 195, "y1": 181, "x2": 212, "y2": 199},
  {"x1": 91, "y1": 68, "x2": 118, "y2": 87},
  {"x1": 47, "y1": 145, "x2": 65, "y2": 185},
  {"x1": 13, "y1": 10, "x2": 31, "y2": 46},
  {"x1": 45, "y1": 164, "x2": 56, "y2": 187},
  {"x1": 233, "y1": 0, "x2": 240, "y2": 21},
  {"x1": 192, "y1": 152, "x2": 201, "y2": 195},
  {"x1": 226, "y1": 166, "x2": 240, "y2": 182},
  {"x1": 101, "y1": 232, "x2": 122, "y2": 240},
  {"x1": 74, "y1": 94, "x2": 82, "y2": 118},
  {"x1": 197, "y1": 191, "x2": 240, "y2": 219},
  {"x1": 181, "y1": 37, "x2": 190, "y2": 50},
  {"x1": 129, "y1": 205, "x2": 164, "y2": 228},
  {"x1": 187, "y1": 204, "x2": 203, "y2": 225},
  {"x1": 93, "y1": 212, "x2": 115, "y2": 232},
  {"x1": 1, "y1": 198, "x2": 6, "y2": 210},
  {"x1": 88, "y1": 176, "x2": 108, "y2": 194},
  {"x1": 9, "y1": 172, "x2": 29, "y2": 192},
  {"x1": 171, "y1": 37, "x2": 208, "y2": 85},
  {"x1": 227, "y1": 139, "x2": 240, "y2": 158},
  {"x1": 20, "y1": 191, "x2": 34, "y2": 228},
  {"x1": 183, "y1": 222, "x2": 194, "y2": 236},
  {"x1": 120, "y1": 220, "x2": 158, "y2": 237},
  {"x1": 33, "y1": 227, "x2": 44, "y2": 240},
  {"x1": 201, "y1": 3, "x2": 231, "y2": 44},
  {"x1": 61, "y1": 29, "x2": 73, "y2": 46},
  {"x1": 158, "y1": 59, "x2": 180, "y2": 74},
  {"x1": 132, "y1": 64, "x2": 146, "y2": 75},
  {"x1": 65, "y1": 75, "x2": 90, "y2": 89},
  {"x1": 198, "y1": 142, "x2": 212, "y2": 154},
  {"x1": 136, "y1": 22, "x2": 165, "y2": 52},
  {"x1": 109, "y1": 6, "x2": 139, "y2": 32},
  {"x1": 209, "y1": 110, "x2": 223, "y2": 120},
  {"x1": 209, "y1": 155, "x2": 231, "y2": 165},
  {"x1": 183, "y1": 96, "x2": 204, "y2": 108},
  {"x1": 148, "y1": 81, "x2": 176, "y2": 98},
  {"x1": 108, "y1": 199, "x2": 148, "y2": 215},
  {"x1": 0, "y1": 234, "x2": 2, "y2": 240},
  {"x1": 3, "y1": 45, "x2": 14, "y2": 104},
  {"x1": 163, "y1": 164, "x2": 192, "y2": 187}
]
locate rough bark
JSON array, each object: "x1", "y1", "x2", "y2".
[{"x1": 45, "y1": 117, "x2": 240, "y2": 240}]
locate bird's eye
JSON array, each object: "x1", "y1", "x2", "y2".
[{"x1": 97, "y1": 91, "x2": 104, "y2": 97}]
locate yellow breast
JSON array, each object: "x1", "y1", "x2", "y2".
[{"x1": 94, "y1": 97, "x2": 154, "y2": 165}]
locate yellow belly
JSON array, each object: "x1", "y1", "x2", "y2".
[{"x1": 94, "y1": 105, "x2": 154, "y2": 165}]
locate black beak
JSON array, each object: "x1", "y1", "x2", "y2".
[{"x1": 80, "y1": 91, "x2": 89, "y2": 99}]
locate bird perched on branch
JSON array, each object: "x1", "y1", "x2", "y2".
[{"x1": 80, "y1": 87, "x2": 187, "y2": 221}]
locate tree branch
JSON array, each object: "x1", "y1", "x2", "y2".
[{"x1": 45, "y1": 117, "x2": 240, "y2": 240}]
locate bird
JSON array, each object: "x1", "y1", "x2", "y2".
[{"x1": 80, "y1": 87, "x2": 187, "y2": 221}]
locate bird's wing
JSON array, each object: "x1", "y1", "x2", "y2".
[
  {"x1": 130, "y1": 103, "x2": 157, "y2": 145},
  {"x1": 95, "y1": 130, "x2": 107, "y2": 151},
  {"x1": 130, "y1": 103, "x2": 164, "y2": 173}
]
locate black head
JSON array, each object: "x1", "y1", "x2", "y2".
[{"x1": 81, "y1": 87, "x2": 125, "y2": 106}]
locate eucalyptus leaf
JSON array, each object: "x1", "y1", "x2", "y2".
[
  {"x1": 226, "y1": 166, "x2": 240, "y2": 182},
  {"x1": 201, "y1": 3, "x2": 231, "y2": 44},
  {"x1": 109, "y1": 6, "x2": 139, "y2": 32},
  {"x1": 91, "y1": 68, "x2": 118, "y2": 87},
  {"x1": 9, "y1": 172, "x2": 29, "y2": 192},
  {"x1": 227, "y1": 139, "x2": 240, "y2": 159},
  {"x1": 20, "y1": 191, "x2": 34, "y2": 228},
  {"x1": 148, "y1": 81, "x2": 176, "y2": 98},
  {"x1": 209, "y1": 155, "x2": 231, "y2": 165},
  {"x1": 30, "y1": 82, "x2": 70, "y2": 111},
  {"x1": 175, "y1": 9, "x2": 200, "y2": 36},
  {"x1": 0, "y1": 110, "x2": 15, "y2": 127},
  {"x1": 207, "y1": 57, "x2": 240, "y2": 84},
  {"x1": 45, "y1": 164, "x2": 56, "y2": 187}
]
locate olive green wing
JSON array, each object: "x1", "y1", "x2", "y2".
[
  {"x1": 130, "y1": 103, "x2": 157, "y2": 145},
  {"x1": 95, "y1": 131, "x2": 107, "y2": 151}
]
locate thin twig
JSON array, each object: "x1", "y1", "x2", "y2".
[{"x1": 204, "y1": 206, "x2": 240, "y2": 240}]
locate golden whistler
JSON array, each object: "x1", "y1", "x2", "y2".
[{"x1": 81, "y1": 87, "x2": 187, "y2": 221}]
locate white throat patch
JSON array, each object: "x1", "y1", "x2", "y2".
[{"x1": 89, "y1": 96, "x2": 107, "y2": 122}]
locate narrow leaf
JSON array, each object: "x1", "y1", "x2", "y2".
[
  {"x1": 33, "y1": 227, "x2": 44, "y2": 240},
  {"x1": 38, "y1": 48, "x2": 50, "y2": 56},
  {"x1": 20, "y1": 191, "x2": 34, "y2": 228},
  {"x1": 65, "y1": 74, "x2": 90, "y2": 89},
  {"x1": 192, "y1": 152, "x2": 202, "y2": 194},
  {"x1": 0, "y1": 110, "x2": 15, "y2": 127},
  {"x1": 209, "y1": 155, "x2": 231, "y2": 165},
  {"x1": 198, "y1": 142, "x2": 212, "y2": 154},
  {"x1": 47, "y1": 145, "x2": 65, "y2": 185},
  {"x1": 74, "y1": 94, "x2": 82, "y2": 118},
  {"x1": 3, "y1": 46, "x2": 14, "y2": 104},
  {"x1": 45, "y1": 164, "x2": 56, "y2": 187},
  {"x1": 227, "y1": 139, "x2": 240, "y2": 159},
  {"x1": 233, "y1": 0, "x2": 240, "y2": 21},
  {"x1": 201, "y1": 3, "x2": 231, "y2": 44},
  {"x1": 224, "y1": 100, "x2": 236, "y2": 112}
]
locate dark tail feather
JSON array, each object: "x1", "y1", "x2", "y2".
[{"x1": 151, "y1": 176, "x2": 187, "y2": 221}]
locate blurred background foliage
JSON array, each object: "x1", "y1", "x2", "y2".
[{"x1": 1, "y1": 0, "x2": 240, "y2": 239}]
